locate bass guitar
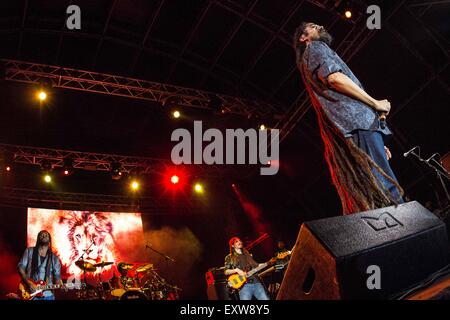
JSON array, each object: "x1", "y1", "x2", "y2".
[{"x1": 227, "y1": 261, "x2": 272, "y2": 290}]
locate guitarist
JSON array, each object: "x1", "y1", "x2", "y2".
[
  {"x1": 267, "y1": 240, "x2": 292, "y2": 298},
  {"x1": 273, "y1": 240, "x2": 291, "y2": 273},
  {"x1": 17, "y1": 230, "x2": 64, "y2": 300},
  {"x1": 224, "y1": 237, "x2": 269, "y2": 300}
]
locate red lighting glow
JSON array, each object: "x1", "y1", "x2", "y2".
[
  {"x1": 27, "y1": 208, "x2": 145, "y2": 284},
  {"x1": 171, "y1": 175, "x2": 179, "y2": 184},
  {"x1": 163, "y1": 168, "x2": 187, "y2": 192}
]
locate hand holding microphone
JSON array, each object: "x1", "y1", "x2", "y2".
[{"x1": 374, "y1": 99, "x2": 391, "y2": 129}]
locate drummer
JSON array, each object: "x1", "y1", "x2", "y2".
[{"x1": 113, "y1": 262, "x2": 139, "y2": 289}]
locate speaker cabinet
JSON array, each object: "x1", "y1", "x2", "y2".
[{"x1": 277, "y1": 201, "x2": 450, "y2": 299}]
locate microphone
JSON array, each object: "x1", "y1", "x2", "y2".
[
  {"x1": 404, "y1": 146, "x2": 419, "y2": 158},
  {"x1": 379, "y1": 112, "x2": 386, "y2": 129}
]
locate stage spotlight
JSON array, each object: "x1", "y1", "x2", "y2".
[
  {"x1": 111, "y1": 162, "x2": 123, "y2": 180},
  {"x1": 259, "y1": 124, "x2": 266, "y2": 130},
  {"x1": 2, "y1": 151, "x2": 14, "y2": 171},
  {"x1": 333, "y1": 0, "x2": 359, "y2": 21},
  {"x1": 130, "y1": 180, "x2": 139, "y2": 191},
  {"x1": 63, "y1": 157, "x2": 74, "y2": 176},
  {"x1": 44, "y1": 174, "x2": 52, "y2": 183},
  {"x1": 37, "y1": 91, "x2": 47, "y2": 101},
  {"x1": 194, "y1": 183, "x2": 203, "y2": 194},
  {"x1": 173, "y1": 110, "x2": 181, "y2": 119},
  {"x1": 171, "y1": 175, "x2": 179, "y2": 184}
]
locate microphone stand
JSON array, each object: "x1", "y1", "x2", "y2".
[
  {"x1": 145, "y1": 244, "x2": 175, "y2": 283},
  {"x1": 75, "y1": 240, "x2": 95, "y2": 290},
  {"x1": 145, "y1": 244, "x2": 175, "y2": 263},
  {"x1": 408, "y1": 150, "x2": 450, "y2": 210}
]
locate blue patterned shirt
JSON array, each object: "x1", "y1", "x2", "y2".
[{"x1": 302, "y1": 40, "x2": 391, "y2": 138}]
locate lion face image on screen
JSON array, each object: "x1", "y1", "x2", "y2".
[
  {"x1": 28, "y1": 208, "x2": 145, "y2": 283},
  {"x1": 59, "y1": 211, "x2": 116, "y2": 277}
]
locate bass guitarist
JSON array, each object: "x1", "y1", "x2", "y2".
[
  {"x1": 17, "y1": 230, "x2": 64, "y2": 300},
  {"x1": 224, "y1": 237, "x2": 270, "y2": 300}
]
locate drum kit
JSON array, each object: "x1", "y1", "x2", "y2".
[{"x1": 74, "y1": 260, "x2": 181, "y2": 300}]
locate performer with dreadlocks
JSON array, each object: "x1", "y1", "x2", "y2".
[
  {"x1": 293, "y1": 22, "x2": 404, "y2": 214},
  {"x1": 18, "y1": 230, "x2": 63, "y2": 300}
]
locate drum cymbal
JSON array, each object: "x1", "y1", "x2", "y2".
[
  {"x1": 75, "y1": 260, "x2": 97, "y2": 272},
  {"x1": 93, "y1": 261, "x2": 114, "y2": 268},
  {"x1": 135, "y1": 263, "x2": 153, "y2": 273}
]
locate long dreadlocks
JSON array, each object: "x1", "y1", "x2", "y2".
[
  {"x1": 293, "y1": 23, "x2": 404, "y2": 214},
  {"x1": 31, "y1": 230, "x2": 53, "y2": 279}
]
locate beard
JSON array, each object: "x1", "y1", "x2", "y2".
[
  {"x1": 38, "y1": 237, "x2": 50, "y2": 246},
  {"x1": 317, "y1": 29, "x2": 333, "y2": 46}
]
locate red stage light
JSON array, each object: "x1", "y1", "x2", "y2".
[
  {"x1": 162, "y1": 169, "x2": 187, "y2": 192},
  {"x1": 64, "y1": 170, "x2": 69, "y2": 175},
  {"x1": 171, "y1": 175, "x2": 179, "y2": 184},
  {"x1": 5, "y1": 166, "x2": 11, "y2": 172}
]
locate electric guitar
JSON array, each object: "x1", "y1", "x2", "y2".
[
  {"x1": 18, "y1": 279, "x2": 73, "y2": 300},
  {"x1": 275, "y1": 250, "x2": 292, "y2": 260},
  {"x1": 227, "y1": 261, "x2": 273, "y2": 290},
  {"x1": 273, "y1": 249, "x2": 293, "y2": 270}
]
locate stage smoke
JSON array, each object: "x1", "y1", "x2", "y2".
[
  {"x1": 0, "y1": 235, "x2": 21, "y2": 298},
  {"x1": 142, "y1": 227, "x2": 203, "y2": 296}
]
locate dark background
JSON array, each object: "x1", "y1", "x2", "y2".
[{"x1": 0, "y1": 0, "x2": 449, "y2": 299}]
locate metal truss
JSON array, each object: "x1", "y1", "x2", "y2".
[
  {"x1": 409, "y1": 0, "x2": 450, "y2": 14},
  {"x1": 166, "y1": 0, "x2": 214, "y2": 82},
  {"x1": 0, "y1": 187, "x2": 211, "y2": 213},
  {"x1": 129, "y1": 0, "x2": 166, "y2": 74},
  {"x1": 197, "y1": 0, "x2": 260, "y2": 87},
  {"x1": 406, "y1": 2, "x2": 449, "y2": 61},
  {"x1": 236, "y1": 1, "x2": 307, "y2": 93},
  {"x1": 202, "y1": 0, "x2": 335, "y2": 89},
  {"x1": 92, "y1": 0, "x2": 119, "y2": 66},
  {"x1": 2, "y1": 59, "x2": 279, "y2": 119},
  {"x1": 0, "y1": 143, "x2": 248, "y2": 178}
]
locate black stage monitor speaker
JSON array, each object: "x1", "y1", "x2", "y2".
[
  {"x1": 206, "y1": 267, "x2": 234, "y2": 300},
  {"x1": 277, "y1": 201, "x2": 450, "y2": 299}
]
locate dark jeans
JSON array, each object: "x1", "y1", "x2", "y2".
[{"x1": 351, "y1": 130, "x2": 404, "y2": 204}]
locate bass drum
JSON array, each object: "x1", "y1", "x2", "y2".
[{"x1": 119, "y1": 289, "x2": 148, "y2": 300}]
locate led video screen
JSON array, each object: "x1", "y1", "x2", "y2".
[{"x1": 27, "y1": 208, "x2": 145, "y2": 283}]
